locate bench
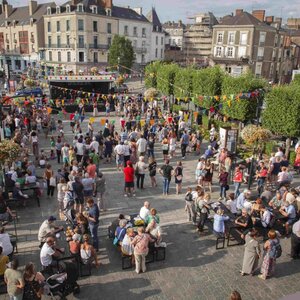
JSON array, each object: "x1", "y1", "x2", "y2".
[{"x1": 227, "y1": 226, "x2": 245, "y2": 247}]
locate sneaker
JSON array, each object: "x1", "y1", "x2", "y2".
[
  {"x1": 182, "y1": 156, "x2": 185, "y2": 160},
  {"x1": 258, "y1": 274, "x2": 266, "y2": 280},
  {"x1": 124, "y1": 194, "x2": 128, "y2": 197}
]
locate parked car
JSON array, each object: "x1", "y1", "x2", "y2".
[{"x1": 15, "y1": 87, "x2": 43, "y2": 97}]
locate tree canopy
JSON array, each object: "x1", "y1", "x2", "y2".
[
  {"x1": 108, "y1": 35, "x2": 135, "y2": 74},
  {"x1": 262, "y1": 84, "x2": 300, "y2": 137}
]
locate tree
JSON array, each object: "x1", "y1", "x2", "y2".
[
  {"x1": 108, "y1": 35, "x2": 135, "y2": 74},
  {"x1": 193, "y1": 66, "x2": 224, "y2": 109},
  {"x1": 174, "y1": 67, "x2": 195, "y2": 98},
  {"x1": 220, "y1": 73, "x2": 267, "y2": 121},
  {"x1": 144, "y1": 61, "x2": 162, "y2": 88},
  {"x1": 156, "y1": 63, "x2": 179, "y2": 95},
  {"x1": 263, "y1": 84, "x2": 300, "y2": 155}
]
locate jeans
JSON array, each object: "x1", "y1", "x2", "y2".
[
  {"x1": 181, "y1": 144, "x2": 188, "y2": 158},
  {"x1": 136, "y1": 174, "x2": 145, "y2": 189},
  {"x1": 220, "y1": 185, "x2": 227, "y2": 198},
  {"x1": 89, "y1": 222, "x2": 99, "y2": 251},
  {"x1": 47, "y1": 179, "x2": 55, "y2": 196},
  {"x1": 257, "y1": 178, "x2": 265, "y2": 195},
  {"x1": 56, "y1": 150, "x2": 61, "y2": 164},
  {"x1": 234, "y1": 182, "x2": 241, "y2": 198},
  {"x1": 148, "y1": 149, "x2": 154, "y2": 158},
  {"x1": 163, "y1": 177, "x2": 171, "y2": 194},
  {"x1": 198, "y1": 212, "x2": 208, "y2": 232}
]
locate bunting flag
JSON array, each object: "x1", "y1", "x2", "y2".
[
  {"x1": 89, "y1": 117, "x2": 95, "y2": 124},
  {"x1": 140, "y1": 119, "x2": 145, "y2": 127},
  {"x1": 100, "y1": 119, "x2": 106, "y2": 126}
]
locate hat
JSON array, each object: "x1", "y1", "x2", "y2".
[
  {"x1": 126, "y1": 160, "x2": 132, "y2": 165},
  {"x1": 48, "y1": 216, "x2": 56, "y2": 222}
]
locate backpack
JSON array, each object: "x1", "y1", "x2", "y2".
[{"x1": 269, "y1": 239, "x2": 282, "y2": 259}]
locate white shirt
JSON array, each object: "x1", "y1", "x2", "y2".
[
  {"x1": 75, "y1": 142, "x2": 84, "y2": 155},
  {"x1": 261, "y1": 210, "x2": 271, "y2": 228},
  {"x1": 25, "y1": 175, "x2": 36, "y2": 184},
  {"x1": 61, "y1": 146, "x2": 69, "y2": 159},
  {"x1": 137, "y1": 138, "x2": 147, "y2": 153},
  {"x1": 114, "y1": 144, "x2": 125, "y2": 155},
  {"x1": 226, "y1": 199, "x2": 237, "y2": 214},
  {"x1": 40, "y1": 243, "x2": 55, "y2": 266},
  {"x1": 275, "y1": 151, "x2": 283, "y2": 157},
  {"x1": 0, "y1": 233, "x2": 13, "y2": 256},
  {"x1": 90, "y1": 141, "x2": 99, "y2": 154},
  {"x1": 139, "y1": 206, "x2": 150, "y2": 221}
]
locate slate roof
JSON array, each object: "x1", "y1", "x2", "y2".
[
  {"x1": 112, "y1": 6, "x2": 149, "y2": 22},
  {"x1": 0, "y1": 2, "x2": 55, "y2": 25},
  {"x1": 146, "y1": 7, "x2": 162, "y2": 28},
  {"x1": 219, "y1": 11, "x2": 274, "y2": 29}
]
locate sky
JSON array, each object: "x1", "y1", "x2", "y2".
[{"x1": 9, "y1": 0, "x2": 300, "y2": 24}]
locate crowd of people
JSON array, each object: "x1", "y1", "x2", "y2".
[{"x1": 0, "y1": 91, "x2": 299, "y2": 299}]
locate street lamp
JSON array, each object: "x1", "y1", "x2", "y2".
[{"x1": 117, "y1": 56, "x2": 120, "y2": 73}]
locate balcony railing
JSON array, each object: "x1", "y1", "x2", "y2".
[
  {"x1": 134, "y1": 47, "x2": 147, "y2": 54},
  {"x1": 88, "y1": 44, "x2": 109, "y2": 50},
  {"x1": 45, "y1": 44, "x2": 75, "y2": 49}
]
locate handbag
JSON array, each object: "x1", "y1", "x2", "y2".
[
  {"x1": 113, "y1": 228, "x2": 125, "y2": 246},
  {"x1": 225, "y1": 184, "x2": 229, "y2": 191},
  {"x1": 162, "y1": 144, "x2": 169, "y2": 151},
  {"x1": 49, "y1": 177, "x2": 56, "y2": 187}
]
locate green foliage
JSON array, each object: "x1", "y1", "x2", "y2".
[
  {"x1": 264, "y1": 141, "x2": 278, "y2": 156},
  {"x1": 263, "y1": 85, "x2": 300, "y2": 137},
  {"x1": 157, "y1": 63, "x2": 179, "y2": 95},
  {"x1": 193, "y1": 66, "x2": 224, "y2": 95},
  {"x1": 172, "y1": 104, "x2": 184, "y2": 112},
  {"x1": 144, "y1": 61, "x2": 162, "y2": 88},
  {"x1": 174, "y1": 67, "x2": 195, "y2": 98},
  {"x1": 292, "y1": 74, "x2": 300, "y2": 85},
  {"x1": 220, "y1": 73, "x2": 267, "y2": 121},
  {"x1": 108, "y1": 35, "x2": 135, "y2": 74},
  {"x1": 289, "y1": 151, "x2": 296, "y2": 165}
]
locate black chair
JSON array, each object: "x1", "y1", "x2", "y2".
[
  {"x1": 214, "y1": 232, "x2": 226, "y2": 250},
  {"x1": 121, "y1": 253, "x2": 133, "y2": 270}
]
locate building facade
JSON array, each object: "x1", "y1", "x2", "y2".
[
  {"x1": 211, "y1": 9, "x2": 290, "y2": 82},
  {"x1": 146, "y1": 8, "x2": 165, "y2": 62},
  {"x1": 42, "y1": 0, "x2": 118, "y2": 74},
  {"x1": 0, "y1": 0, "x2": 55, "y2": 73},
  {"x1": 183, "y1": 12, "x2": 218, "y2": 66},
  {"x1": 113, "y1": 6, "x2": 152, "y2": 68},
  {"x1": 163, "y1": 20, "x2": 185, "y2": 49}
]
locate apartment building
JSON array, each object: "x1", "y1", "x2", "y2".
[
  {"x1": 113, "y1": 6, "x2": 152, "y2": 67},
  {"x1": 146, "y1": 8, "x2": 165, "y2": 62},
  {"x1": 0, "y1": 0, "x2": 55, "y2": 73},
  {"x1": 42, "y1": 0, "x2": 118, "y2": 74},
  {"x1": 183, "y1": 12, "x2": 218, "y2": 66},
  {"x1": 163, "y1": 20, "x2": 185, "y2": 49}
]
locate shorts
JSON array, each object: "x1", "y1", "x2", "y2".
[
  {"x1": 104, "y1": 152, "x2": 111, "y2": 158},
  {"x1": 163, "y1": 150, "x2": 169, "y2": 155},
  {"x1": 63, "y1": 157, "x2": 69, "y2": 164},
  {"x1": 84, "y1": 190, "x2": 93, "y2": 197},
  {"x1": 75, "y1": 197, "x2": 84, "y2": 205},
  {"x1": 116, "y1": 155, "x2": 124, "y2": 165},
  {"x1": 287, "y1": 218, "x2": 297, "y2": 225},
  {"x1": 125, "y1": 181, "x2": 134, "y2": 188}
]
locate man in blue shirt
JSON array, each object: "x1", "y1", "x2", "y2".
[
  {"x1": 236, "y1": 189, "x2": 251, "y2": 213},
  {"x1": 279, "y1": 202, "x2": 297, "y2": 235},
  {"x1": 87, "y1": 198, "x2": 100, "y2": 251},
  {"x1": 180, "y1": 130, "x2": 189, "y2": 159}
]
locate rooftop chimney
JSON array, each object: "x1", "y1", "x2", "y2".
[
  {"x1": 104, "y1": 0, "x2": 112, "y2": 9},
  {"x1": 178, "y1": 20, "x2": 182, "y2": 27},
  {"x1": 252, "y1": 10, "x2": 265, "y2": 22},
  {"x1": 29, "y1": 0, "x2": 37, "y2": 16},
  {"x1": 235, "y1": 9, "x2": 243, "y2": 16},
  {"x1": 265, "y1": 16, "x2": 274, "y2": 23},
  {"x1": 4, "y1": 4, "x2": 13, "y2": 19},
  {"x1": 133, "y1": 7, "x2": 142, "y2": 16}
]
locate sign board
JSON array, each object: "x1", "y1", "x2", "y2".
[{"x1": 219, "y1": 127, "x2": 238, "y2": 154}]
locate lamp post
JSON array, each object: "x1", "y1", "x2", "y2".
[
  {"x1": 117, "y1": 56, "x2": 120, "y2": 74},
  {"x1": 247, "y1": 91, "x2": 263, "y2": 189}
]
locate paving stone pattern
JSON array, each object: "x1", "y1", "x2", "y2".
[{"x1": 2, "y1": 111, "x2": 300, "y2": 300}]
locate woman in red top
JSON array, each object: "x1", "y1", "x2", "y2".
[
  {"x1": 233, "y1": 167, "x2": 243, "y2": 198},
  {"x1": 123, "y1": 161, "x2": 135, "y2": 197}
]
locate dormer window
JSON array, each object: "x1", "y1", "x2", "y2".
[
  {"x1": 91, "y1": 6, "x2": 97, "y2": 14},
  {"x1": 66, "y1": 5, "x2": 70, "y2": 13},
  {"x1": 13, "y1": 20, "x2": 16, "y2": 27},
  {"x1": 56, "y1": 6, "x2": 60, "y2": 14},
  {"x1": 156, "y1": 25, "x2": 159, "y2": 32},
  {"x1": 30, "y1": 18, "x2": 33, "y2": 26},
  {"x1": 106, "y1": 8, "x2": 111, "y2": 16},
  {"x1": 77, "y1": 4, "x2": 84, "y2": 12},
  {"x1": 47, "y1": 7, "x2": 51, "y2": 15}
]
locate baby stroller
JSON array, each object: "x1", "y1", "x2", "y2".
[
  {"x1": 46, "y1": 262, "x2": 80, "y2": 299},
  {"x1": 63, "y1": 200, "x2": 77, "y2": 228}
]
